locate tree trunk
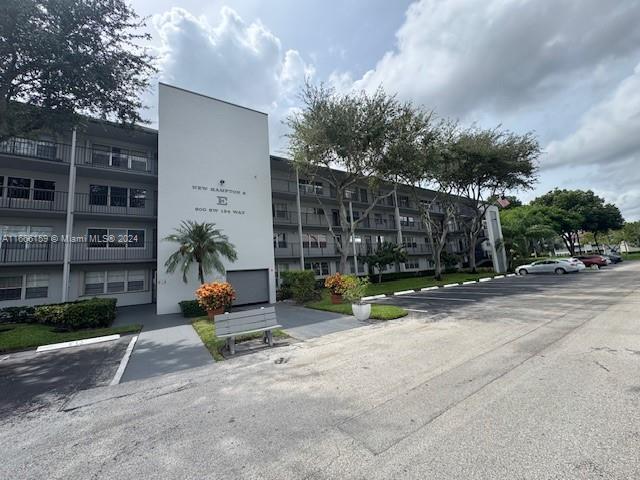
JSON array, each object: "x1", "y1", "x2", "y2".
[
  {"x1": 434, "y1": 244, "x2": 444, "y2": 280},
  {"x1": 593, "y1": 232, "x2": 600, "y2": 253},
  {"x1": 378, "y1": 269, "x2": 382, "y2": 284},
  {"x1": 198, "y1": 263, "x2": 205, "y2": 284}
]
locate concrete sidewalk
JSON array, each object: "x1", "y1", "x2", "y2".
[
  {"x1": 275, "y1": 302, "x2": 366, "y2": 339},
  {"x1": 113, "y1": 305, "x2": 213, "y2": 382}
]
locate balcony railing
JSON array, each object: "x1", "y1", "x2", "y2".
[
  {"x1": 0, "y1": 137, "x2": 157, "y2": 175},
  {"x1": 271, "y1": 179, "x2": 331, "y2": 197},
  {"x1": 75, "y1": 193, "x2": 157, "y2": 217},
  {"x1": 0, "y1": 240, "x2": 156, "y2": 264},
  {"x1": 0, "y1": 189, "x2": 68, "y2": 212}
]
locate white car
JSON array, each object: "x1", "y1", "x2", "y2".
[
  {"x1": 565, "y1": 257, "x2": 586, "y2": 271},
  {"x1": 516, "y1": 259, "x2": 580, "y2": 275}
]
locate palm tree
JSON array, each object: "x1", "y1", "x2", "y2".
[{"x1": 164, "y1": 221, "x2": 238, "y2": 284}]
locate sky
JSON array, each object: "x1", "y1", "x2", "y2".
[{"x1": 130, "y1": 0, "x2": 640, "y2": 220}]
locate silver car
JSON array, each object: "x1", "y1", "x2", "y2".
[{"x1": 516, "y1": 259, "x2": 580, "y2": 275}]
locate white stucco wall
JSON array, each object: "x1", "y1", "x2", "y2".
[{"x1": 156, "y1": 83, "x2": 275, "y2": 314}]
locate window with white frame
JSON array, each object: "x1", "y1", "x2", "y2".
[
  {"x1": 403, "y1": 236, "x2": 417, "y2": 248},
  {"x1": 84, "y1": 270, "x2": 146, "y2": 295},
  {"x1": 89, "y1": 185, "x2": 146, "y2": 208},
  {"x1": 404, "y1": 260, "x2": 420, "y2": 270},
  {"x1": 272, "y1": 203, "x2": 289, "y2": 218},
  {"x1": 87, "y1": 228, "x2": 145, "y2": 248},
  {"x1": 400, "y1": 215, "x2": 416, "y2": 227},
  {"x1": 0, "y1": 225, "x2": 53, "y2": 250},
  {"x1": 304, "y1": 261, "x2": 329, "y2": 276},
  {"x1": 0, "y1": 274, "x2": 49, "y2": 301},
  {"x1": 92, "y1": 145, "x2": 148, "y2": 171},
  {"x1": 298, "y1": 179, "x2": 323, "y2": 195},
  {"x1": 302, "y1": 233, "x2": 327, "y2": 248},
  {"x1": 273, "y1": 232, "x2": 287, "y2": 248}
]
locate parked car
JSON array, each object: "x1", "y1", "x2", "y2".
[
  {"x1": 516, "y1": 259, "x2": 580, "y2": 275},
  {"x1": 603, "y1": 253, "x2": 623, "y2": 264},
  {"x1": 565, "y1": 257, "x2": 586, "y2": 270},
  {"x1": 575, "y1": 255, "x2": 609, "y2": 268}
]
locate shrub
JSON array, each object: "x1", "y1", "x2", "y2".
[
  {"x1": 278, "y1": 271, "x2": 296, "y2": 300},
  {"x1": 342, "y1": 276, "x2": 369, "y2": 304},
  {"x1": 195, "y1": 282, "x2": 236, "y2": 311},
  {"x1": 179, "y1": 300, "x2": 207, "y2": 318},
  {"x1": 28, "y1": 298, "x2": 118, "y2": 330},
  {"x1": 324, "y1": 273, "x2": 349, "y2": 295},
  {"x1": 0, "y1": 306, "x2": 36, "y2": 324},
  {"x1": 283, "y1": 270, "x2": 317, "y2": 303}
]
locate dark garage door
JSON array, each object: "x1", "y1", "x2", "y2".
[{"x1": 226, "y1": 269, "x2": 270, "y2": 306}]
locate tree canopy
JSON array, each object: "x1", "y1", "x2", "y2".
[{"x1": 0, "y1": 0, "x2": 155, "y2": 139}]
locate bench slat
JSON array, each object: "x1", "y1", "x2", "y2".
[
  {"x1": 216, "y1": 322, "x2": 279, "y2": 336},
  {"x1": 219, "y1": 307, "x2": 275, "y2": 321},
  {"x1": 216, "y1": 325, "x2": 282, "y2": 339}
]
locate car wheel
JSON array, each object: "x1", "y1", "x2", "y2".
[
  {"x1": 555, "y1": 268, "x2": 566, "y2": 275},
  {"x1": 519, "y1": 269, "x2": 528, "y2": 276}
]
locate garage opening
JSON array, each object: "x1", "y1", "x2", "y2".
[{"x1": 226, "y1": 269, "x2": 270, "y2": 306}]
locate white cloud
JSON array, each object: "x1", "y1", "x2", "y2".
[{"x1": 152, "y1": 6, "x2": 314, "y2": 149}]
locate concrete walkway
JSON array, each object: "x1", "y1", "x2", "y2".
[
  {"x1": 113, "y1": 305, "x2": 213, "y2": 382},
  {"x1": 275, "y1": 303, "x2": 366, "y2": 340}
]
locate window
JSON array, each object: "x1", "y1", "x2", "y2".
[
  {"x1": 26, "y1": 274, "x2": 48, "y2": 299},
  {"x1": 0, "y1": 226, "x2": 52, "y2": 250},
  {"x1": 107, "y1": 271, "x2": 125, "y2": 293},
  {"x1": 305, "y1": 261, "x2": 329, "y2": 276},
  {"x1": 88, "y1": 228, "x2": 144, "y2": 248},
  {"x1": 301, "y1": 206, "x2": 324, "y2": 216},
  {"x1": 89, "y1": 185, "x2": 108, "y2": 206},
  {"x1": 129, "y1": 189, "x2": 147, "y2": 208},
  {"x1": 84, "y1": 271, "x2": 105, "y2": 295},
  {"x1": 127, "y1": 270, "x2": 146, "y2": 291},
  {"x1": 345, "y1": 189, "x2": 356, "y2": 200},
  {"x1": 33, "y1": 180, "x2": 55, "y2": 201},
  {"x1": 374, "y1": 214, "x2": 385, "y2": 226},
  {"x1": 85, "y1": 270, "x2": 147, "y2": 296},
  {"x1": 404, "y1": 260, "x2": 420, "y2": 270},
  {"x1": 0, "y1": 276, "x2": 22, "y2": 301},
  {"x1": 298, "y1": 179, "x2": 323, "y2": 195},
  {"x1": 110, "y1": 187, "x2": 128, "y2": 207},
  {"x1": 273, "y1": 203, "x2": 288, "y2": 218},
  {"x1": 400, "y1": 216, "x2": 416, "y2": 227},
  {"x1": 128, "y1": 229, "x2": 145, "y2": 248},
  {"x1": 359, "y1": 188, "x2": 368, "y2": 203},
  {"x1": 399, "y1": 196, "x2": 410, "y2": 208},
  {"x1": 88, "y1": 228, "x2": 108, "y2": 247},
  {"x1": 0, "y1": 176, "x2": 3, "y2": 197},
  {"x1": 302, "y1": 233, "x2": 327, "y2": 248},
  {"x1": 403, "y1": 236, "x2": 417, "y2": 248},
  {"x1": 273, "y1": 233, "x2": 287, "y2": 248},
  {"x1": 8, "y1": 177, "x2": 30, "y2": 199}
]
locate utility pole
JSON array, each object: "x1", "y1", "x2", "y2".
[{"x1": 61, "y1": 128, "x2": 77, "y2": 302}]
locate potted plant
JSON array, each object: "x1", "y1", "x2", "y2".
[
  {"x1": 195, "y1": 282, "x2": 236, "y2": 320},
  {"x1": 325, "y1": 273, "x2": 348, "y2": 304},
  {"x1": 343, "y1": 276, "x2": 371, "y2": 321}
]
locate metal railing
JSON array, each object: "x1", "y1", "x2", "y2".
[
  {"x1": 0, "y1": 189, "x2": 68, "y2": 212},
  {"x1": 0, "y1": 137, "x2": 157, "y2": 175},
  {"x1": 0, "y1": 240, "x2": 156, "y2": 264},
  {"x1": 75, "y1": 193, "x2": 157, "y2": 217},
  {"x1": 273, "y1": 241, "x2": 434, "y2": 258}
]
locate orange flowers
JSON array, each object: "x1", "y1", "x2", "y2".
[
  {"x1": 324, "y1": 273, "x2": 349, "y2": 295},
  {"x1": 195, "y1": 282, "x2": 236, "y2": 311}
]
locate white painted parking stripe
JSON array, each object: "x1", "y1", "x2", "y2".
[
  {"x1": 405, "y1": 308, "x2": 432, "y2": 313},
  {"x1": 390, "y1": 295, "x2": 475, "y2": 302},
  {"x1": 36, "y1": 334, "x2": 121, "y2": 352},
  {"x1": 110, "y1": 335, "x2": 138, "y2": 386}
]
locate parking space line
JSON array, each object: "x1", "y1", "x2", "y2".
[
  {"x1": 110, "y1": 335, "x2": 138, "y2": 386},
  {"x1": 388, "y1": 295, "x2": 476, "y2": 302}
]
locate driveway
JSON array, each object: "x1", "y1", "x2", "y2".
[
  {"x1": 2, "y1": 262, "x2": 639, "y2": 479},
  {"x1": 275, "y1": 302, "x2": 366, "y2": 339}
]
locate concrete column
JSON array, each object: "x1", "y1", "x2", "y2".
[
  {"x1": 393, "y1": 188, "x2": 404, "y2": 272},
  {"x1": 485, "y1": 205, "x2": 507, "y2": 273},
  {"x1": 349, "y1": 199, "x2": 358, "y2": 274},
  {"x1": 295, "y1": 167, "x2": 304, "y2": 270},
  {"x1": 61, "y1": 128, "x2": 77, "y2": 301}
]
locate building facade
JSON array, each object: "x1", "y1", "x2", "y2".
[{"x1": 0, "y1": 87, "x2": 505, "y2": 310}]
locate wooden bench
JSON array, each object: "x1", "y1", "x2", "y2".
[{"x1": 214, "y1": 306, "x2": 281, "y2": 355}]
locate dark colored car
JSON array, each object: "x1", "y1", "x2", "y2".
[
  {"x1": 603, "y1": 253, "x2": 623, "y2": 263},
  {"x1": 576, "y1": 255, "x2": 608, "y2": 268}
]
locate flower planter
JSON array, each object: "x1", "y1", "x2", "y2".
[
  {"x1": 207, "y1": 306, "x2": 225, "y2": 321},
  {"x1": 330, "y1": 293, "x2": 343, "y2": 304},
  {"x1": 352, "y1": 303, "x2": 371, "y2": 321}
]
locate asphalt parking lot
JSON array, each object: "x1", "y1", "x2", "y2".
[
  {"x1": 0, "y1": 336, "x2": 131, "y2": 421},
  {"x1": 377, "y1": 265, "x2": 632, "y2": 320}
]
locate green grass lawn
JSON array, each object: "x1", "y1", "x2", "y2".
[
  {"x1": 0, "y1": 323, "x2": 142, "y2": 354},
  {"x1": 306, "y1": 291, "x2": 408, "y2": 320},
  {"x1": 364, "y1": 271, "x2": 497, "y2": 296},
  {"x1": 622, "y1": 252, "x2": 640, "y2": 261},
  {"x1": 191, "y1": 317, "x2": 289, "y2": 361}
]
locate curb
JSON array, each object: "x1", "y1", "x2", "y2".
[
  {"x1": 36, "y1": 334, "x2": 121, "y2": 353},
  {"x1": 462, "y1": 281, "x2": 477, "y2": 285},
  {"x1": 493, "y1": 275, "x2": 505, "y2": 279},
  {"x1": 362, "y1": 294, "x2": 387, "y2": 301},
  {"x1": 479, "y1": 277, "x2": 492, "y2": 282},
  {"x1": 110, "y1": 335, "x2": 138, "y2": 386},
  {"x1": 420, "y1": 286, "x2": 439, "y2": 291},
  {"x1": 393, "y1": 290, "x2": 415, "y2": 296},
  {"x1": 443, "y1": 283, "x2": 459, "y2": 288}
]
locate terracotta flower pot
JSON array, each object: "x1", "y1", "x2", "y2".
[
  {"x1": 330, "y1": 293, "x2": 343, "y2": 304},
  {"x1": 207, "y1": 306, "x2": 225, "y2": 321}
]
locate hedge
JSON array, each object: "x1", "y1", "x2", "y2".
[
  {"x1": 279, "y1": 270, "x2": 318, "y2": 303},
  {"x1": 179, "y1": 300, "x2": 207, "y2": 318},
  {"x1": 0, "y1": 298, "x2": 117, "y2": 330}
]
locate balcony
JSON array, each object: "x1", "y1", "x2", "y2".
[
  {"x1": 403, "y1": 243, "x2": 433, "y2": 255},
  {"x1": 75, "y1": 192, "x2": 157, "y2": 217},
  {"x1": 0, "y1": 241, "x2": 156, "y2": 265},
  {"x1": 0, "y1": 137, "x2": 157, "y2": 175},
  {"x1": 271, "y1": 179, "x2": 330, "y2": 198},
  {"x1": 0, "y1": 188, "x2": 68, "y2": 213}
]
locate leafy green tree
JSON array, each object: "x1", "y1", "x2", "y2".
[
  {"x1": 164, "y1": 221, "x2": 238, "y2": 284},
  {"x1": 452, "y1": 126, "x2": 540, "y2": 272},
  {"x1": 286, "y1": 83, "x2": 421, "y2": 273},
  {"x1": 610, "y1": 221, "x2": 640, "y2": 247},
  {"x1": 532, "y1": 189, "x2": 623, "y2": 254},
  {"x1": 365, "y1": 242, "x2": 408, "y2": 283},
  {"x1": 0, "y1": 0, "x2": 155, "y2": 139}
]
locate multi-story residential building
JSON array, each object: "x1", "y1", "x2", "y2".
[{"x1": 0, "y1": 106, "x2": 503, "y2": 309}]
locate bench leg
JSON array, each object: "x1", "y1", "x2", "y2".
[
  {"x1": 227, "y1": 336, "x2": 236, "y2": 355},
  {"x1": 266, "y1": 330, "x2": 274, "y2": 347}
]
